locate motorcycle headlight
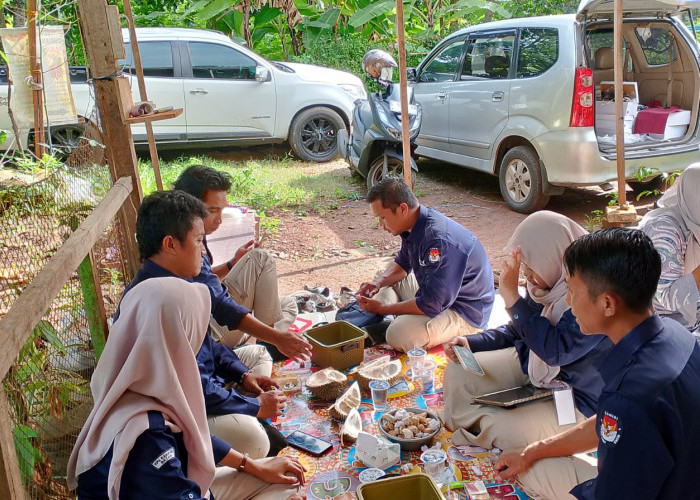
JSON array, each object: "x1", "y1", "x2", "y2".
[{"x1": 339, "y1": 84, "x2": 366, "y2": 101}]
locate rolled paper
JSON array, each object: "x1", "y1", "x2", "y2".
[{"x1": 129, "y1": 101, "x2": 154, "y2": 117}]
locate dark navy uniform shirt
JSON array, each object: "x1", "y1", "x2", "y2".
[
  {"x1": 395, "y1": 205, "x2": 494, "y2": 328},
  {"x1": 571, "y1": 314, "x2": 700, "y2": 500},
  {"x1": 468, "y1": 294, "x2": 612, "y2": 417},
  {"x1": 115, "y1": 260, "x2": 260, "y2": 417},
  {"x1": 77, "y1": 411, "x2": 230, "y2": 499}
]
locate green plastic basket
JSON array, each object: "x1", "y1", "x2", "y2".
[
  {"x1": 356, "y1": 473, "x2": 445, "y2": 500},
  {"x1": 303, "y1": 321, "x2": 367, "y2": 370}
]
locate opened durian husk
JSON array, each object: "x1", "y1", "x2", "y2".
[
  {"x1": 329, "y1": 382, "x2": 361, "y2": 421},
  {"x1": 339, "y1": 408, "x2": 362, "y2": 446},
  {"x1": 305, "y1": 368, "x2": 348, "y2": 401},
  {"x1": 356, "y1": 359, "x2": 402, "y2": 392}
]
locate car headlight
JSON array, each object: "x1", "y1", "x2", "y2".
[{"x1": 339, "y1": 84, "x2": 366, "y2": 100}]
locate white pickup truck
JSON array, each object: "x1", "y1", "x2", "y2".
[{"x1": 0, "y1": 27, "x2": 366, "y2": 162}]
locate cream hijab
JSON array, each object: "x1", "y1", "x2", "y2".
[
  {"x1": 505, "y1": 211, "x2": 588, "y2": 386},
  {"x1": 67, "y1": 277, "x2": 215, "y2": 499},
  {"x1": 642, "y1": 163, "x2": 700, "y2": 274}
]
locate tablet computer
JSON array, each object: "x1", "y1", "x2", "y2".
[{"x1": 472, "y1": 384, "x2": 553, "y2": 408}]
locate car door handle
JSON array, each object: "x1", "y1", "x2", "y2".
[
  {"x1": 437, "y1": 92, "x2": 447, "y2": 101},
  {"x1": 189, "y1": 89, "x2": 208, "y2": 95},
  {"x1": 492, "y1": 91, "x2": 504, "y2": 102}
]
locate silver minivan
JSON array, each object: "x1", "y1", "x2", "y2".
[{"x1": 410, "y1": 0, "x2": 700, "y2": 212}]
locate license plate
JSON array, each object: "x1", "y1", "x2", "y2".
[{"x1": 389, "y1": 100, "x2": 417, "y2": 115}]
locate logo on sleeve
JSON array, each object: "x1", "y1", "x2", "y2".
[
  {"x1": 428, "y1": 248, "x2": 440, "y2": 263},
  {"x1": 600, "y1": 411, "x2": 621, "y2": 444},
  {"x1": 152, "y1": 447, "x2": 176, "y2": 469}
]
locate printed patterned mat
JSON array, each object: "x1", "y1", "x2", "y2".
[{"x1": 271, "y1": 344, "x2": 531, "y2": 499}]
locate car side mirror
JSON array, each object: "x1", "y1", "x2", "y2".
[
  {"x1": 407, "y1": 67, "x2": 417, "y2": 81},
  {"x1": 255, "y1": 66, "x2": 271, "y2": 82}
]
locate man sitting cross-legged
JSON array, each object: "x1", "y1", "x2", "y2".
[{"x1": 115, "y1": 190, "x2": 289, "y2": 459}]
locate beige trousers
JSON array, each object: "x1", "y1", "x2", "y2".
[
  {"x1": 211, "y1": 458, "x2": 300, "y2": 499},
  {"x1": 207, "y1": 345, "x2": 272, "y2": 459},
  {"x1": 210, "y1": 249, "x2": 297, "y2": 347},
  {"x1": 376, "y1": 273, "x2": 480, "y2": 352},
  {"x1": 442, "y1": 348, "x2": 597, "y2": 499}
]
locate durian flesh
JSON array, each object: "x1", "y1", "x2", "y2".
[
  {"x1": 340, "y1": 408, "x2": 362, "y2": 445},
  {"x1": 330, "y1": 382, "x2": 361, "y2": 421}
]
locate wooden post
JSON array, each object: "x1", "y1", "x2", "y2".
[
  {"x1": 0, "y1": 391, "x2": 25, "y2": 500},
  {"x1": 77, "y1": 0, "x2": 142, "y2": 276},
  {"x1": 122, "y1": 0, "x2": 164, "y2": 190},
  {"x1": 27, "y1": 0, "x2": 44, "y2": 158},
  {"x1": 395, "y1": 0, "x2": 413, "y2": 189}
]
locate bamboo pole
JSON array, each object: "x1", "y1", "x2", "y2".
[
  {"x1": 27, "y1": 0, "x2": 44, "y2": 158},
  {"x1": 121, "y1": 0, "x2": 164, "y2": 190},
  {"x1": 395, "y1": 0, "x2": 413, "y2": 189},
  {"x1": 614, "y1": 0, "x2": 627, "y2": 207}
]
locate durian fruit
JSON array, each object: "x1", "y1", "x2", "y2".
[
  {"x1": 356, "y1": 358, "x2": 403, "y2": 392},
  {"x1": 339, "y1": 408, "x2": 362, "y2": 446},
  {"x1": 329, "y1": 382, "x2": 361, "y2": 421},
  {"x1": 305, "y1": 368, "x2": 349, "y2": 401}
]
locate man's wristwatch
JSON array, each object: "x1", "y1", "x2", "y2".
[
  {"x1": 226, "y1": 259, "x2": 233, "y2": 271},
  {"x1": 240, "y1": 368, "x2": 253, "y2": 384}
]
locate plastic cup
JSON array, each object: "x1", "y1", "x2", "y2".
[
  {"x1": 407, "y1": 348, "x2": 427, "y2": 377},
  {"x1": 420, "y1": 449, "x2": 447, "y2": 482},
  {"x1": 418, "y1": 359, "x2": 437, "y2": 393},
  {"x1": 369, "y1": 379, "x2": 390, "y2": 411}
]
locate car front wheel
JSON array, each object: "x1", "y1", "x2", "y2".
[
  {"x1": 289, "y1": 107, "x2": 345, "y2": 163},
  {"x1": 366, "y1": 155, "x2": 415, "y2": 191},
  {"x1": 498, "y1": 146, "x2": 550, "y2": 214}
]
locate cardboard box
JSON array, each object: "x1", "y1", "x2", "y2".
[
  {"x1": 596, "y1": 115, "x2": 635, "y2": 136},
  {"x1": 596, "y1": 100, "x2": 639, "y2": 117},
  {"x1": 599, "y1": 81, "x2": 639, "y2": 104},
  {"x1": 649, "y1": 109, "x2": 691, "y2": 140}
]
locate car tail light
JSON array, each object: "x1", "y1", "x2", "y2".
[{"x1": 570, "y1": 68, "x2": 594, "y2": 127}]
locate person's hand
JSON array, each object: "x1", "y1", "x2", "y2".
[
  {"x1": 274, "y1": 331, "x2": 312, "y2": 362},
  {"x1": 230, "y1": 239, "x2": 256, "y2": 268},
  {"x1": 256, "y1": 390, "x2": 288, "y2": 418},
  {"x1": 356, "y1": 295, "x2": 384, "y2": 314},
  {"x1": 250, "y1": 455, "x2": 306, "y2": 486},
  {"x1": 494, "y1": 447, "x2": 533, "y2": 481},
  {"x1": 357, "y1": 280, "x2": 379, "y2": 298},
  {"x1": 499, "y1": 246, "x2": 522, "y2": 308},
  {"x1": 443, "y1": 336, "x2": 470, "y2": 363},
  {"x1": 243, "y1": 373, "x2": 279, "y2": 395}
]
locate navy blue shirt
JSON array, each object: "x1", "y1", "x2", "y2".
[
  {"x1": 395, "y1": 205, "x2": 494, "y2": 328},
  {"x1": 571, "y1": 314, "x2": 700, "y2": 500},
  {"x1": 468, "y1": 294, "x2": 612, "y2": 417},
  {"x1": 77, "y1": 411, "x2": 230, "y2": 499},
  {"x1": 116, "y1": 260, "x2": 260, "y2": 417}
]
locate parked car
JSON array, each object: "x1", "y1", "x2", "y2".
[
  {"x1": 0, "y1": 28, "x2": 366, "y2": 162},
  {"x1": 409, "y1": 0, "x2": 700, "y2": 212}
]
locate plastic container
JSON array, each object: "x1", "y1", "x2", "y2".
[
  {"x1": 303, "y1": 321, "x2": 367, "y2": 370},
  {"x1": 356, "y1": 473, "x2": 445, "y2": 500}
]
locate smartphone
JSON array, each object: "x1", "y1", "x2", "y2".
[
  {"x1": 454, "y1": 345, "x2": 485, "y2": 377},
  {"x1": 286, "y1": 430, "x2": 333, "y2": 456}
]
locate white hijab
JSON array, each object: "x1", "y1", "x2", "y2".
[
  {"x1": 641, "y1": 163, "x2": 700, "y2": 274},
  {"x1": 505, "y1": 211, "x2": 588, "y2": 387},
  {"x1": 67, "y1": 277, "x2": 215, "y2": 499}
]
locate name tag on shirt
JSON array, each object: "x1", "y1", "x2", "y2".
[
  {"x1": 553, "y1": 386, "x2": 576, "y2": 426},
  {"x1": 152, "y1": 447, "x2": 175, "y2": 470}
]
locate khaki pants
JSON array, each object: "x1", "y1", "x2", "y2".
[
  {"x1": 442, "y1": 348, "x2": 597, "y2": 499},
  {"x1": 211, "y1": 458, "x2": 300, "y2": 499},
  {"x1": 207, "y1": 345, "x2": 272, "y2": 459},
  {"x1": 211, "y1": 249, "x2": 297, "y2": 347},
  {"x1": 376, "y1": 273, "x2": 480, "y2": 352}
]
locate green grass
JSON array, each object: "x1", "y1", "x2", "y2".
[{"x1": 138, "y1": 155, "x2": 365, "y2": 231}]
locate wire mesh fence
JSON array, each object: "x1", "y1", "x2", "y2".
[{"x1": 0, "y1": 129, "x2": 131, "y2": 498}]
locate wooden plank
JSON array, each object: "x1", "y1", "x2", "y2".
[
  {"x1": 0, "y1": 390, "x2": 26, "y2": 500},
  {"x1": 122, "y1": 108, "x2": 183, "y2": 124},
  {"x1": 0, "y1": 177, "x2": 132, "y2": 381}
]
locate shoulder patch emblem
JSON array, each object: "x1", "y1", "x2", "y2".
[
  {"x1": 152, "y1": 447, "x2": 176, "y2": 469},
  {"x1": 600, "y1": 411, "x2": 621, "y2": 444},
  {"x1": 429, "y1": 248, "x2": 440, "y2": 263}
]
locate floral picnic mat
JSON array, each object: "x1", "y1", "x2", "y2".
[{"x1": 271, "y1": 344, "x2": 531, "y2": 499}]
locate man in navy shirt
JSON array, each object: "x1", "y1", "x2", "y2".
[
  {"x1": 356, "y1": 177, "x2": 494, "y2": 352},
  {"x1": 117, "y1": 191, "x2": 289, "y2": 459},
  {"x1": 494, "y1": 228, "x2": 700, "y2": 499}
]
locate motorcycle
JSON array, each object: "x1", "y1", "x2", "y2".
[{"x1": 337, "y1": 50, "x2": 422, "y2": 190}]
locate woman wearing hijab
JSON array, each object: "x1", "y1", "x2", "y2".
[
  {"x1": 441, "y1": 211, "x2": 611, "y2": 499},
  {"x1": 67, "y1": 277, "x2": 304, "y2": 499},
  {"x1": 640, "y1": 163, "x2": 700, "y2": 336}
]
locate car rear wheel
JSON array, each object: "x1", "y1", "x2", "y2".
[
  {"x1": 289, "y1": 107, "x2": 345, "y2": 163},
  {"x1": 366, "y1": 155, "x2": 415, "y2": 191},
  {"x1": 50, "y1": 124, "x2": 87, "y2": 157},
  {"x1": 499, "y1": 146, "x2": 550, "y2": 214}
]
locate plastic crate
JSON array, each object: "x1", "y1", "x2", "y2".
[
  {"x1": 303, "y1": 321, "x2": 367, "y2": 370},
  {"x1": 356, "y1": 473, "x2": 445, "y2": 500}
]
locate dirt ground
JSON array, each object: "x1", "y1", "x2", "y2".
[{"x1": 216, "y1": 149, "x2": 661, "y2": 297}]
